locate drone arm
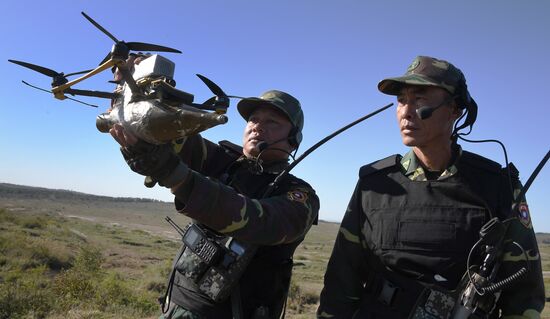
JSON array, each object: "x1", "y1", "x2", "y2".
[
  {"x1": 65, "y1": 88, "x2": 118, "y2": 99},
  {"x1": 51, "y1": 58, "x2": 120, "y2": 100},
  {"x1": 116, "y1": 62, "x2": 141, "y2": 95}
]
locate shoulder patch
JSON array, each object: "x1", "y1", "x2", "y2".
[
  {"x1": 461, "y1": 151, "x2": 501, "y2": 174},
  {"x1": 218, "y1": 140, "x2": 243, "y2": 156},
  {"x1": 517, "y1": 203, "x2": 532, "y2": 228},
  {"x1": 359, "y1": 155, "x2": 400, "y2": 178},
  {"x1": 287, "y1": 189, "x2": 309, "y2": 204}
]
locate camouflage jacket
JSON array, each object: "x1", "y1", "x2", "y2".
[
  {"x1": 317, "y1": 147, "x2": 544, "y2": 319},
  {"x1": 169, "y1": 135, "x2": 319, "y2": 317}
]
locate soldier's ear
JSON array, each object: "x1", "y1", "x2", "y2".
[{"x1": 451, "y1": 101, "x2": 463, "y2": 121}]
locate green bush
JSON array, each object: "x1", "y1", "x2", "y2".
[
  {"x1": 97, "y1": 273, "x2": 158, "y2": 314},
  {"x1": 52, "y1": 246, "x2": 104, "y2": 311},
  {"x1": 98, "y1": 273, "x2": 134, "y2": 309},
  {"x1": 24, "y1": 240, "x2": 73, "y2": 271},
  {"x1": 73, "y1": 246, "x2": 104, "y2": 273},
  {"x1": 0, "y1": 266, "x2": 54, "y2": 319},
  {"x1": 53, "y1": 265, "x2": 98, "y2": 309}
]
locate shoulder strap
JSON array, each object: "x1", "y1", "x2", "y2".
[
  {"x1": 218, "y1": 140, "x2": 243, "y2": 156},
  {"x1": 460, "y1": 150, "x2": 501, "y2": 174},
  {"x1": 359, "y1": 154, "x2": 400, "y2": 178}
]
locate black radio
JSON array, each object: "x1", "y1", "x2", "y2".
[
  {"x1": 182, "y1": 223, "x2": 222, "y2": 265},
  {"x1": 166, "y1": 218, "x2": 259, "y2": 302}
]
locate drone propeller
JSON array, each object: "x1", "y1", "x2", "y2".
[
  {"x1": 8, "y1": 59, "x2": 93, "y2": 87},
  {"x1": 196, "y1": 74, "x2": 227, "y2": 97},
  {"x1": 81, "y1": 12, "x2": 182, "y2": 65},
  {"x1": 195, "y1": 74, "x2": 232, "y2": 110},
  {"x1": 195, "y1": 74, "x2": 247, "y2": 111},
  {"x1": 21, "y1": 81, "x2": 99, "y2": 108}
]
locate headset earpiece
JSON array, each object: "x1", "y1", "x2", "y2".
[
  {"x1": 287, "y1": 126, "x2": 302, "y2": 148},
  {"x1": 452, "y1": 78, "x2": 478, "y2": 135},
  {"x1": 454, "y1": 79, "x2": 470, "y2": 108}
]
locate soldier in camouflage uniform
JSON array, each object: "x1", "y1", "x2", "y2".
[
  {"x1": 111, "y1": 90, "x2": 319, "y2": 318},
  {"x1": 317, "y1": 56, "x2": 545, "y2": 319}
]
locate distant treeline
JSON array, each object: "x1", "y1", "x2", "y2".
[{"x1": 0, "y1": 183, "x2": 163, "y2": 203}]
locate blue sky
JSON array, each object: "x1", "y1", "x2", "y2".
[{"x1": 1, "y1": 0, "x2": 548, "y2": 231}]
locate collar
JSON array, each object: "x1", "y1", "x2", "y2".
[{"x1": 400, "y1": 145, "x2": 462, "y2": 181}]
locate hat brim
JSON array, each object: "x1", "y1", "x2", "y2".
[
  {"x1": 237, "y1": 98, "x2": 290, "y2": 121},
  {"x1": 378, "y1": 74, "x2": 451, "y2": 96}
]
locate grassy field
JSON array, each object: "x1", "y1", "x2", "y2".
[
  {"x1": 0, "y1": 184, "x2": 338, "y2": 318},
  {"x1": 0, "y1": 183, "x2": 548, "y2": 318}
]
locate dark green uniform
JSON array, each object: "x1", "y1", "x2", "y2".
[
  {"x1": 317, "y1": 147, "x2": 544, "y2": 319},
  {"x1": 165, "y1": 134, "x2": 319, "y2": 318}
]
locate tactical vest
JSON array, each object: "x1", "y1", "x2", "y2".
[
  {"x1": 168, "y1": 150, "x2": 303, "y2": 318},
  {"x1": 355, "y1": 151, "x2": 512, "y2": 318}
]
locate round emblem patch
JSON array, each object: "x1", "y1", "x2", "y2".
[
  {"x1": 407, "y1": 58, "x2": 420, "y2": 72},
  {"x1": 287, "y1": 190, "x2": 308, "y2": 204},
  {"x1": 518, "y1": 203, "x2": 531, "y2": 228}
]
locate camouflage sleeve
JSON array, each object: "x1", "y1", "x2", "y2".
[
  {"x1": 317, "y1": 181, "x2": 369, "y2": 319},
  {"x1": 171, "y1": 171, "x2": 319, "y2": 245},
  {"x1": 498, "y1": 167, "x2": 545, "y2": 319},
  {"x1": 498, "y1": 217, "x2": 545, "y2": 319},
  {"x1": 172, "y1": 135, "x2": 234, "y2": 176}
]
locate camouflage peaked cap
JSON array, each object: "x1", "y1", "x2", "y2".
[
  {"x1": 237, "y1": 90, "x2": 304, "y2": 133},
  {"x1": 378, "y1": 56, "x2": 467, "y2": 101}
]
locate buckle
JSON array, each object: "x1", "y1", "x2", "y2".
[{"x1": 378, "y1": 280, "x2": 398, "y2": 306}]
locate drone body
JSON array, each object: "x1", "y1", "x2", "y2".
[
  {"x1": 96, "y1": 54, "x2": 228, "y2": 144},
  {"x1": 97, "y1": 99, "x2": 228, "y2": 145}
]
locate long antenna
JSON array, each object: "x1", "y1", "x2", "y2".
[
  {"x1": 513, "y1": 149, "x2": 550, "y2": 207},
  {"x1": 165, "y1": 216, "x2": 186, "y2": 236},
  {"x1": 263, "y1": 102, "x2": 393, "y2": 197}
]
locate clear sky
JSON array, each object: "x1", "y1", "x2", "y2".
[{"x1": 1, "y1": 1, "x2": 549, "y2": 231}]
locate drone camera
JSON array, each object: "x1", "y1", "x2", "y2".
[{"x1": 133, "y1": 54, "x2": 175, "y2": 81}]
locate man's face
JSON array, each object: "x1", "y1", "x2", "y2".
[
  {"x1": 396, "y1": 85, "x2": 461, "y2": 148},
  {"x1": 242, "y1": 106, "x2": 294, "y2": 161}
]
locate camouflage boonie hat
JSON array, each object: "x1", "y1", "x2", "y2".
[
  {"x1": 237, "y1": 90, "x2": 304, "y2": 135},
  {"x1": 378, "y1": 56, "x2": 467, "y2": 98}
]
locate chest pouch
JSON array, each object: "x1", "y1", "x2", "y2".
[
  {"x1": 361, "y1": 268, "x2": 463, "y2": 319},
  {"x1": 175, "y1": 223, "x2": 257, "y2": 302}
]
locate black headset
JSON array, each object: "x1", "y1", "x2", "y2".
[
  {"x1": 288, "y1": 126, "x2": 302, "y2": 148},
  {"x1": 453, "y1": 78, "x2": 478, "y2": 136}
]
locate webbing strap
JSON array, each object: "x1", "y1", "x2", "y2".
[{"x1": 231, "y1": 284, "x2": 243, "y2": 319}]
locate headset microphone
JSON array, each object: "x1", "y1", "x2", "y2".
[
  {"x1": 416, "y1": 105, "x2": 438, "y2": 120},
  {"x1": 416, "y1": 95, "x2": 457, "y2": 120},
  {"x1": 256, "y1": 141, "x2": 269, "y2": 152},
  {"x1": 255, "y1": 136, "x2": 290, "y2": 153},
  {"x1": 416, "y1": 101, "x2": 446, "y2": 120}
]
